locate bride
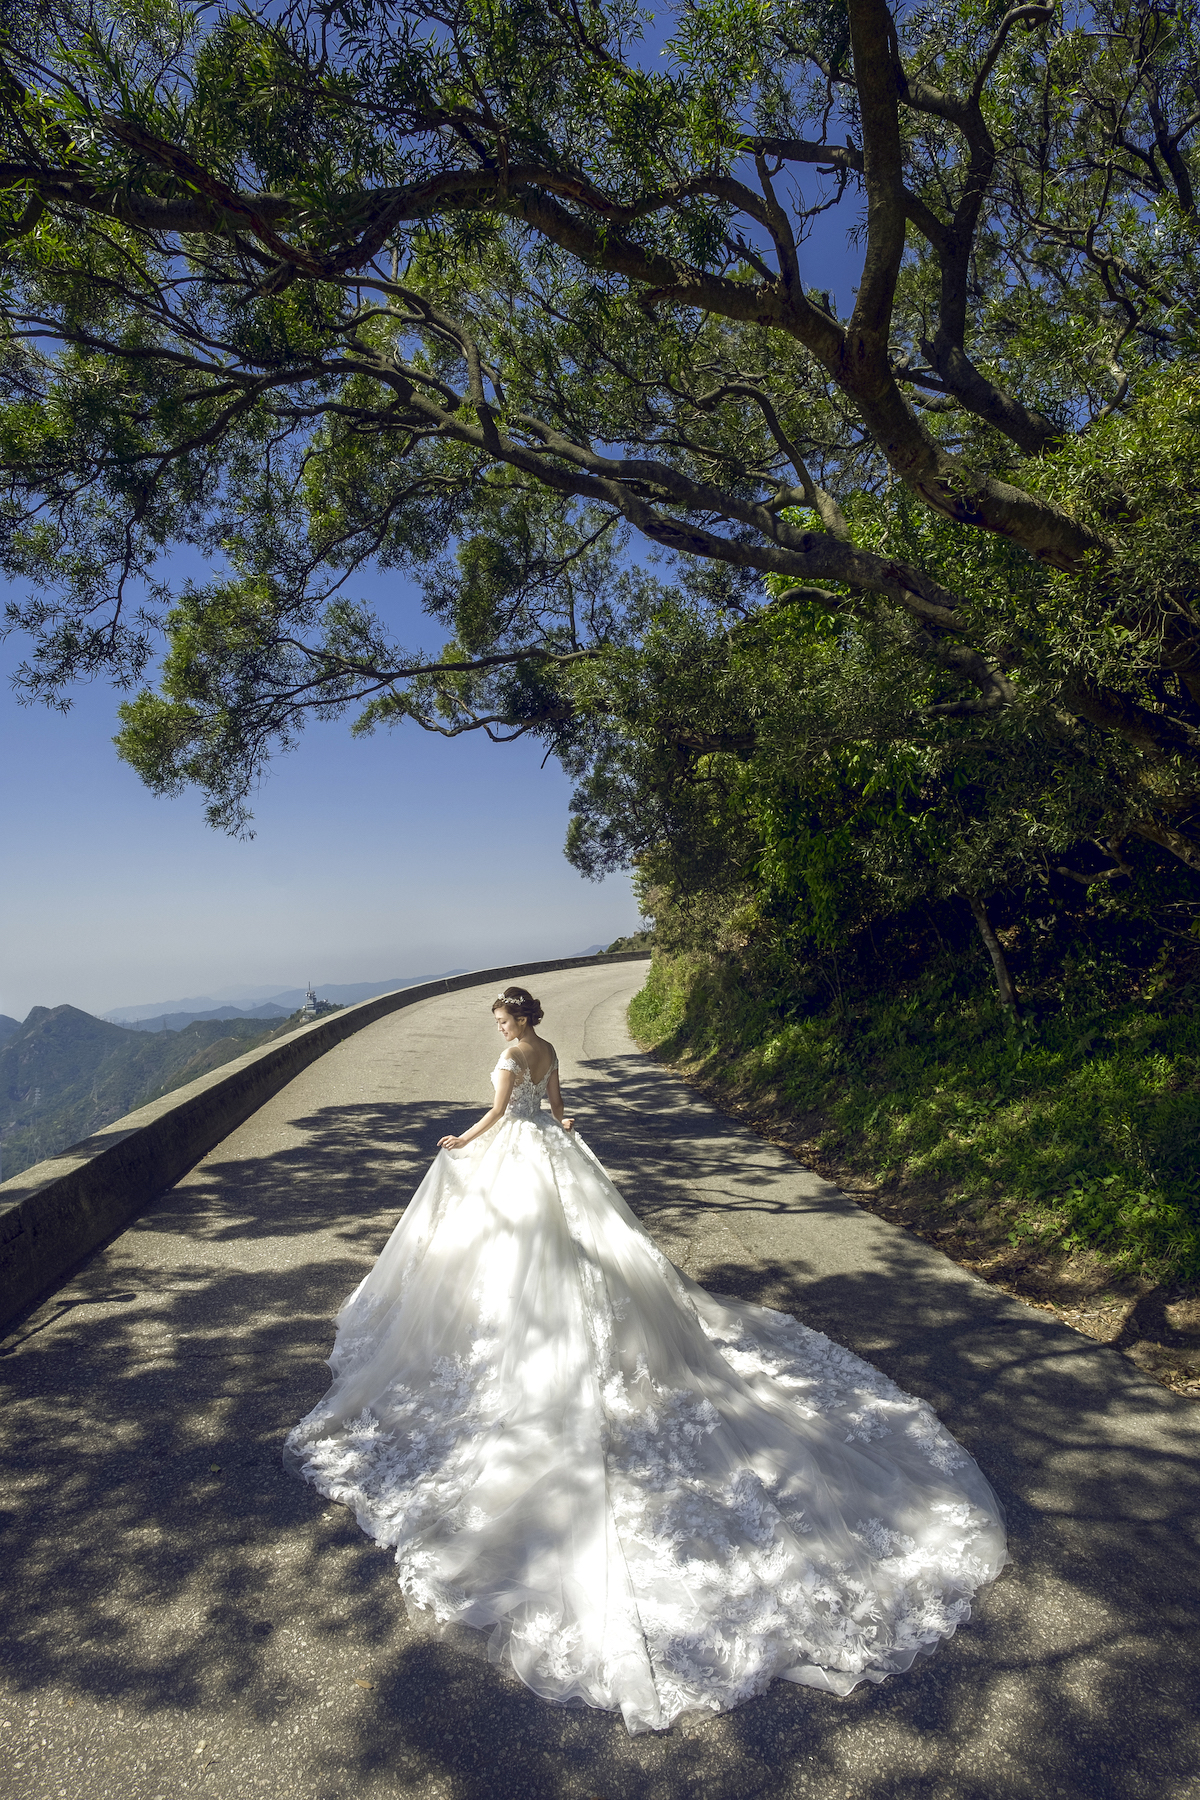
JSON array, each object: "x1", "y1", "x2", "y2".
[{"x1": 285, "y1": 984, "x2": 1008, "y2": 1734}]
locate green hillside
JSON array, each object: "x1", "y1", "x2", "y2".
[{"x1": 0, "y1": 1006, "x2": 302, "y2": 1183}]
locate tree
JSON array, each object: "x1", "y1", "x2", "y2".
[{"x1": 1, "y1": 0, "x2": 1199, "y2": 926}]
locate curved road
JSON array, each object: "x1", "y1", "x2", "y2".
[{"x1": 1, "y1": 961, "x2": 1197, "y2": 1800}]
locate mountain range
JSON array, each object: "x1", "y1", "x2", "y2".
[
  {"x1": 1, "y1": 944, "x2": 645, "y2": 1187},
  {"x1": 97, "y1": 954, "x2": 632, "y2": 1030},
  {"x1": 104, "y1": 971, "x2": 469, "y2": 1029},
  {"x1": 0, "y1": 1005, "x2": 304, "y2": 1185}
]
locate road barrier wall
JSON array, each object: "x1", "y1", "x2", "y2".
[{"x1": 0, "y1": 952, "x2": 651, "y2": 1333}]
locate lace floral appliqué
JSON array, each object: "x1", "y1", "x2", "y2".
[{"x1": 285, "y1": 1067, "x2": 1008, "y2": 1734}]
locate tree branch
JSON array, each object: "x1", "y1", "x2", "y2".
[{"x1": 846, "y1": 0, "x2": 908, "y2": 346}]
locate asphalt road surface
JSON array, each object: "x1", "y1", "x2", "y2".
[{"x1": 2, "y1": 961, "x2": 1198, "y2": 1800}]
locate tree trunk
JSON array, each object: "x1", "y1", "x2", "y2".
[{"x1": 966, "y1": 894, "x2": 1021, "y2": 1019}]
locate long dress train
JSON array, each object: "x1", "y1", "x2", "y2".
[{"x1": 284, "y1": 1053, "x2": 1008, "y2": 1734}]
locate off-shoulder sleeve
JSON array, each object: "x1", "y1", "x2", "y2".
[{"x1": 496, "y1": 1055, "x2": 525, "y2": 1075}]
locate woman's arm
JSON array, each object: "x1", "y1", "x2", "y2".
[
  {"x1": 438, "y1": 1066, "x2": 517, "y2": 1148},
  {"x1": 547, "y1": 1068, "x2": 574, "y2": 1133}
]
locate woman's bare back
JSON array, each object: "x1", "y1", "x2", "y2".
[{"x1": 504, "y1": 1033, "x2": 557, "y2": 1086}]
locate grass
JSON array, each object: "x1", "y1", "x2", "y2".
[{"x1": 629, "y1": 949, "x2": 1200, "y2": 1284}]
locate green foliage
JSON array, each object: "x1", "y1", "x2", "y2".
[
  {"x1": 565, "y1": 530, "x2": 1156, "y2": 951},
  {"x1": 630, "y1": 936, "x2": 1200, "y2": 1282},
  {"x1": 603, "y1": 929, "x2": 655, "y2": 953},
  {"x1": 559, "y1": 359, "x2": 1200, "y2": 991},
  {"x1": 1029, "y1": 367, "x2": 1200, "y2": 629},
  {"x1": 2, "y1": 0, "x2": 1200, "y2": 984}
]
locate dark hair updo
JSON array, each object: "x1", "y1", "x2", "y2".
[{"x1": 492, "y1": 985, "x2": 544, "y2": 1027}]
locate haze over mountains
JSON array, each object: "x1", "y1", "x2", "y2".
[
  {"x1": 105, "y1": 972, "x2": 468, "y2": 1032},
  {"x1": 1, "y1": 950, "x2": 635, "y2": 1184},
  {"x1": 99, "y1": 957, "x2": 624, "y2": 1030}
]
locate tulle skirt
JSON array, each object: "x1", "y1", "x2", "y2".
[{"x1": 285, "y1": 1109, "x2": 1008, "y2": 1733}]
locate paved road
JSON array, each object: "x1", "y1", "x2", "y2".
[{"x1": 2, "y1": 962, "x2": 1198, "y2": 1800}]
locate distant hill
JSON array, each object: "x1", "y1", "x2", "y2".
[
  {"x1": 0, "y1": 1015, "x2": 19, "y2": 1048},
  {"x1": 105, "y1": 970, "x2": 468, "y2": 1027},
  {"x1": 0, "y1": 1005, "x2": 301, "y2": 1184},
  {"x1": 122, "y1": 1002, "x2": 292, "y2": 1033}
]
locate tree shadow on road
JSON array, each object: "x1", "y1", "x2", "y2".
[
  {"x1": 125, "y1": 1095, "x2": 476, "y2": 1248},
  {"x1": 0, "y1": 1066, "x2": 1197, "y2": 1800}
]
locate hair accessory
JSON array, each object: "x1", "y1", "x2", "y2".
[{"x1": 491, "y1": 986, "x2": 544, "y2": 1025}]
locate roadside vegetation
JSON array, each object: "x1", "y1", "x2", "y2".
[{"x1": 629, "y1": 901, "x2": 1200, "y2": 1291}]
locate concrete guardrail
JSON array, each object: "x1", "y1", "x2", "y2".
[{"x1": 0, "y1": 950, "x2": 652, "y2": 1334}]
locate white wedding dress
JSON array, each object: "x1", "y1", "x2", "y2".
[{"x1": 285, "y1": 1051, "x2": 1008, "y2": 1733}]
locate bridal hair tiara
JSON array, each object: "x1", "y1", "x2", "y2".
[{"x1": 491, "y1": 986, "x2": 544, "y2": 1025}]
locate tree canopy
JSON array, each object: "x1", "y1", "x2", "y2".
[{"x1": 2, "y1": 0, "x2": 1200, "y2": 967}]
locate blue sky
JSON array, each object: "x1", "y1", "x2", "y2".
[{"x1": 1, "y1": 571, "x2": 641, "y2": 1022}]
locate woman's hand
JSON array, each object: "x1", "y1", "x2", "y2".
[
  {"x1": 560, "y1": 1117, "x2": 575, "y2": 1134},
  {"x1": 438, "y1": 1134, "x2": 464, "y2": 1149}
]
